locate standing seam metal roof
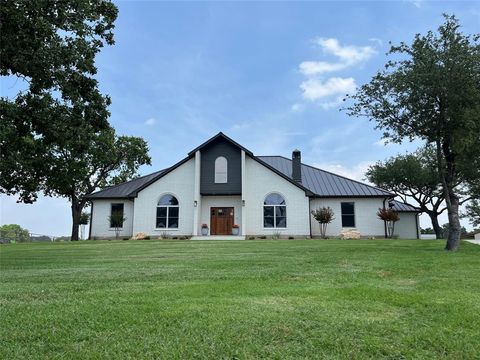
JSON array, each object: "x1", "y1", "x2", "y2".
[
  {"x1": 87, "y1": 133, "x2": 396, "y2": 200},
  {"x1": 86, "y1": 170, "x2": 165, "y2": 199},
  {"x1": 257, "y1": 156, "x2": 393, "y2": 197}
]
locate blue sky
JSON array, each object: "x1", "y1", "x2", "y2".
[{"x1": 1, "y1": 0, "x2": 479, "y2": 236}]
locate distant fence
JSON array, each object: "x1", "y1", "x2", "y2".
[
  {"x1": 0, "y1": 232, "x2": 70, "y2": 244},
  {"x1": 420, "y1": 234, "x2": 437, "y2": 240}
]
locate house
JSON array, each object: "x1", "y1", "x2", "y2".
[{"x1": 87, "y1": 132, "x2": 420, "y2": 239}]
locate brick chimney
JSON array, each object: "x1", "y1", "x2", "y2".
[{"x1": 292, "y1": 149, "x2": 302, "y2": 183}]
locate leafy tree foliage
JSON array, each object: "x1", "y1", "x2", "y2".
[
  {"x1": 346, "y1": 15, "x2": 480, "y2": 250},
  {"x1": 0, "y1": 0, "x2": 118, "y2": 202},
  {"x1": 366, "y1": 146, "x2": 472, "y2": 238},
  {"x1": 377, "y1": 208, "x2": 400, "y2": 238},
  {"x1": 47, "y1": 125, "x2": 151, "y2": 241},
  {"x1": 0, "y1": 224, "x2": 30, "y2": 243},
  {"x1": 463, "y1": 200, "x2": 480, "y2": 227},
  {"x1": 0, "y1": 1, "x2": 152, "y2": 241},
  {"x1": 311, "y1": 207, "x2": 335, "y2": 238},
  {"x1": 108, "y1": 211, "x2": 127, "y2": 240}
]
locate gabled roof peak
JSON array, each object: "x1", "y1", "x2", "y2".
[{"x1": 187, "y1": 132, "x2": 254, "y2": 157}]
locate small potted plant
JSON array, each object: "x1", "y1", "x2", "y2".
[
  {"x1": 201, "y1": 224, "x2": 209, "y2": 236},
  {"x1": 232, "y1": 224, "x2": 240, "y2": 236}
]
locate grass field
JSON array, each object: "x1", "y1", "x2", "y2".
[{"x1": 1, "y1": 239, "x2": 479, "y2": 359}]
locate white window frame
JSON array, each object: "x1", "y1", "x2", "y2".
[
  {"x1": 263, "y1": 193, "x2": 287, "y2": 229},
  {"x1": 214, "y1": 156, "x2": 228, "y2": 183},
  {"x1": 156, "y1": 194, "x2": 179, "y2": 230}
]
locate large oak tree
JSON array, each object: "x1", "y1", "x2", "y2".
[
  {"x1": 1, "y1": 1, "x2": 152, "y2": 240},
  {"x1": 346, "y1": 15, "x2": 480, "y2": 250},
  {"x1": 1, "y1": 0, "x2": 118, "y2": 202}
]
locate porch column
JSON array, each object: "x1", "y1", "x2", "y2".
[
  {"x1": 241, "y1": 150, "x2": 246, "y2": 236},
  {"x1": 193, "y1": 150, "x2": 201, "y2": 235}
]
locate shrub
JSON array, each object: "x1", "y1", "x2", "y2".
[
  {"x1": 144, "y1": 236, "x2": 150, "y2": 240},
  {"x1": 248, "y1": 236, "x2": 255, "y2": 240},
  {"x1": 288, "y1": 236, "x2": 294, "y2": 239},
  {"x1": 122, "y1": 237, "x2": 130, "y2": 240},
  {"x1": 260, "y1": 235, "x2": 266, "y2": 239},
  {"x1": 377, "y1": 208, "x2": 400, "y2": 238},
  {"x1": 272, "y1": 231, "x2": 281, "y2": 240},
  {"x1": 311, "y1": 207, "x2": 335, "y2": 238}
]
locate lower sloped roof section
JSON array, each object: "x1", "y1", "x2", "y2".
[
  {"x1": 390, "y1": 200, "x2": 421, "y2": 212},
  {"x1": 258, "y1": 156, "x2": 393, "y2": 197},
  {"x1": 86, "y1": 170, "x2": 165, "y2": 199}
]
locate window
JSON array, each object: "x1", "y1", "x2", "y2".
[
  {"x1": 264, "y1": 193, "x2": 287, "y2": 228},
  {"x1": 110, "y1": 203, "x2": 124, "y2": 228},
  {"x1": 214, "y1": 156, "x2": 228, "y2": 183},
  {"x1": 156, "y1": 195, "x2": 179, "y2": 229},
  {"x1": 341, "y1": 202, "x2": 355, "y2": 227}
]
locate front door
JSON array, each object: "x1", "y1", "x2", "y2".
[{"x1": 210, "y1": 207, "x2": 234, "y2": 235}]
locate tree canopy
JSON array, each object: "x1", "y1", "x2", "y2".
[
  {"x1": 0, "y1": 0, "x2": 118, "y2": 202},
  {"x1": 346, "y1": 14, "x2": 480, "y2": 250}
]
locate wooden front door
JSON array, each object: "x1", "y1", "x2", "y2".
[{"x1": 210, "y1": 207, "x2": 234, "y2": 235}]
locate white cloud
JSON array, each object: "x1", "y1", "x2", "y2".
[
  {"x1": 316, "y1": 37, "x2": 377, "y2": 65},
  {"x1": 299, "y1": 38, "x2": 377, "y2": 75},
  {"x1": 291, "y1": 103, "x2": 304, "y2": 112},
  {"x1": 299, "y1": 61, "x2": 346, "y2": 75},
  {"x1": 297, "y1": 38, "x2": 376, "y2": 110},
  {"x1": 144, "y1": 117, "x2": 156, "y2": 126},
  {"x1": 368, "y1": 38, "x2": 383, "y2": 46},
  {"x1": 300, "y1": 77, "x2": 356, "y2": 101},
  {"x1": 406, "y1": 0, "x2": 423, "y2": 8}
]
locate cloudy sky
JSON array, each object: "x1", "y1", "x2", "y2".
[{"x1": 1, "y1": 0, "x2": 479, "y2": 236}]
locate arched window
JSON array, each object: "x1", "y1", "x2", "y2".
[
  {"x1": 214, "y1": 156, "x2": 228, "y2": 183},
  {"x1": 156, "y1": 195, "x2": 179, "y2": 228},
  {"x1": 264, "y1": 193, "x2": 287, "y2": 228}
]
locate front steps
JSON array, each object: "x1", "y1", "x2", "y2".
[{"x1": 190, "y1": 235, "x2": 246, "y2": 240}]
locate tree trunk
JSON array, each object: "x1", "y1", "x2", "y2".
[
  {"x1": 427, "y1": 212, "x2": 442, "y2": 239},
  {"x1": 445, "y1": 193, "x2": 461, "y2": 251},
  {"x1": 71, "y1": 199, "x2": 83, "y2": 241}
]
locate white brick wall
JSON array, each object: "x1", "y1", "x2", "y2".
[
  {"x1": 244, "y1": 156, "x2": 310, "y2": 236},
  {"x1": 199, "y1": 196, "x2": 242, "y2": 234},
  {"x1": 90, "y1": 199, "x2": 134, "y2": 238},
  {"x1": 394, "y1": 212, "x2": 419, "y2": 239},
  {"x1": 132, "y1": 158, "x2": 195, "y2": 237},
  {"x1": 310, "y1": 198, "x2": 386, "y2": 237}
]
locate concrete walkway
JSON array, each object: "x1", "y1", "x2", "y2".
[
  {"x1": 465, "y1": 240, "x2": 480, "y2": 245},
  {"x1": 190, "y1": 235, "x2": 246, "y2": 240}
]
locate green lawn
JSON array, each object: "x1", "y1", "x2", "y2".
[{"x1": 1, "y1": 239, "x2": 479, "y2": 359}]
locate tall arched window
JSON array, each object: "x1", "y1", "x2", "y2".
[
  {"x1": 156, "y1": 195, "x2": 179, "y2": 228},
  {"x1": 215, "y1": 156, "x2": 228, "y2": 183},
  {"x1": 264, "y1": 193, "x2": 287, "y2": 228}
]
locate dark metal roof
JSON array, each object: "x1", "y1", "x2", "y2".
[
  {"x1": 257, "y1": 156, "x2": 393, "y2": 197},
  {"x1": 86, "y1": 170, "x2": 166, "y2": 199},
  {"x1": 188, "y1": 132, "x2": 254, "y2": 157},
  {"x1": 87, "y1": 133, "x2": 397, "y2": 200},
  {"x1": 389, "y1": 200, "x2": 421, "y2": 212}
]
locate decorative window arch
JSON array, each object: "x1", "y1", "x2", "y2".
[
  {"x1": 263, "y1": 193, "x2": 287, "y2": 228},
  {"x1": 214, "y1": 156, "x2": 228, "y2": 183},
  {"x1": 156, "y1": 194, "x2": 179, "y2": 229}
]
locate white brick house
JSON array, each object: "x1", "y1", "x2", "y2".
[{"x1": 87, "y1": 132, "x2": 420, "y2": 239}]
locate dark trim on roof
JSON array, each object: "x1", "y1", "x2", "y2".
[
  {"x1": 130, "y1": 156, "x2": 192, "y2": 197},
  {"x1": 252, "y1": 156, "x2": 314, "y2": 196},
  {"x1": 188, "y1": 132, "x2": 254, "y2": 157}
]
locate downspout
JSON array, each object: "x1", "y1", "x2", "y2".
[
  {"x1": 382, "y1": 198, "x2": 387, "y2": 238},
  {"x1": 308, "y1": 197, "x2": 313, "y2": 239},
  {"x1": 88, "y1": 202, "x2": 93, "y2": 240},
  {"x1": 415, "y1": 212, "x2": 420, "y2": 239}
]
